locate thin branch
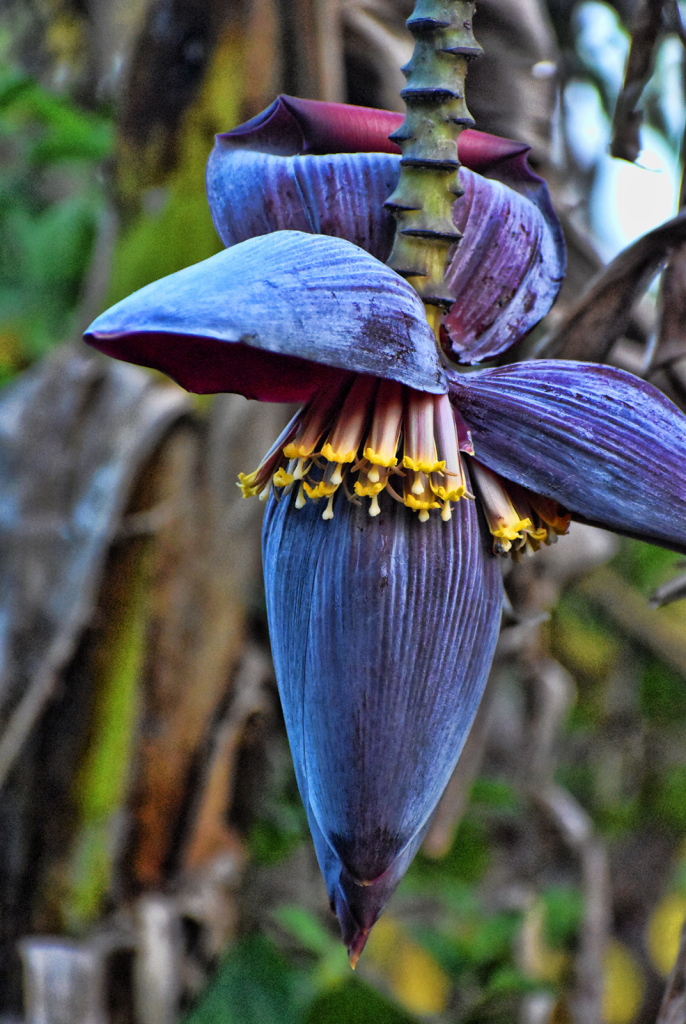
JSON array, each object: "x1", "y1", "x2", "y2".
[{"x1": 610, "y1": 0, "x2": 667, "y2": 163}]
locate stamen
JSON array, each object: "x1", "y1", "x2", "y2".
[
  {"x1": 284, "y1": 386, "x2": 347, "y2": 460},
  {"x1": 431, "y1": 393, "x2": 467, "y2": 503},
  {"x1": 302, "y1": 457, "x2": 341, "y2": 501},
  {"x1": 320, "y1": 375, "x2": 377, "y2": 464},
  {"x1": 273, "y1": 468, "x2": 294, "y2": 488},
  {"x1": 363, "y1": 379, "x2": 404, "y2": 468},
  {"x1": 527, "y1": 492, "x2": 571, "y2": 536},
  {"x1": 470, "y1": 461, "x2": 532, "y2": 552},
  {"x1": 237, "y1": 407, "x2": 303, "y2": 497},
  {"x1": 403, "y1": 471, "x2": 440, "y2": 517},
  {"x1": 303, "y1": 479, "x2": 337, "y2": 499},
  {"x1": 241, "y1": 377, "x2": 566, "y2": 543},
  {"x1": 355, "y1": 476, "x2": 387, "y2": 498},
  {"x1": 403, "y1": 391, "x2": 444, "y2": 474}
]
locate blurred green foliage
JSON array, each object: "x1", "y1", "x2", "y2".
[
  {"x1": 0, "y1": 63, "x2": 112, "y2": 381},
  {"x1": 550, "y1": 538, "x2": 686, "y2": 848},
  {"x1": 182, "y1": 928, "x2": 420, "y2": 1024},
  {"x1": 247, "y1": 755, "x2": 309, "y2": 867},
  {"x1": 541, "y1": 885, "x2": 584, "y2": 950}
]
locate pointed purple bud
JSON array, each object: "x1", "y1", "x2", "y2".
[{"x1": 263, "y1": 486, "x2": 503, "y2": 953}]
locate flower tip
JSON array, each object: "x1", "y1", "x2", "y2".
[
  {"x1": 329, "y1": 859, "x2": 402, "y2": 968},
  {"x1": 347, "y1": 927, "x2": 370, "y2": 970},
  {"x1": 333, "y1": 884, "x2": 374, "y2": 967}
]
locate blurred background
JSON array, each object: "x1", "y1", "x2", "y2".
[{"x1": 2, "y1": 1, "x2": 686, "y2": 1021}]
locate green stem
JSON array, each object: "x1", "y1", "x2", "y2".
[{"x1": 385, "y1": 0, "x2": 481, "y2": 327}]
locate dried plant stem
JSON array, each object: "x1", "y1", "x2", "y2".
[{"x1": 525, "y1": 661, "x2": 610, "y2": 1024}]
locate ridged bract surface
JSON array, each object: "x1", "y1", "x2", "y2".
[
  {"x1": 85, "y1": 231, "x2": 446, "y2": 400},
  {"x1": 207, "y1": 150, "x2": 399, "y2": 260},
  {"x1": 451, "y1": 361, "x2": 686, "y2": 552},
  {"x1": 263, "y1": 487, "x2": 503, "y2": 884}
]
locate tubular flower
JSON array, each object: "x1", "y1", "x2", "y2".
[{"x1": 85, "y1": 97, "x2": 686, "y2": 964}]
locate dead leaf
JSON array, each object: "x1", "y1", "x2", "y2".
[
  {"x1": 126, "y1": 393, "x2": 286, "y2": 889},
  {"x1": 537, "y1": 210, "x2": 686, "y2": 361},
  {"x1": 579, "y1": 566, "x2": 686, "y2": 674},
  {"x1": 182, "y1": 647, "x2": 271, "y2": 873},
  {"x1": 0, "y1": 345, "x2": 188, "y2": 791}
]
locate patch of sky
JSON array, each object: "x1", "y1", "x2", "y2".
[
  {"x1": 564, "y1": 78, "x2": 609, "y2": 172},
  {"x1": 591, "y1": 126, "x2": 679, "y2": 259},
  {"x1": 569, "y1": 1, "x2": 684, "y2": 261},
  {"x1": 575, "y1": 1, "x2": 629, "y2": 101},
  {"x1": 648, "y1": 37, "x2": 685, "y2": 146}
]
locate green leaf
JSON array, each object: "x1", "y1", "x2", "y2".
[
  {"x1": 640, "y1": 657, "x2": 686, "y2": 724},
  {"x1": 273, "y1": 906, "x2": 339, "y2": 958},
  {"x1": 462, "y1": 912, "x2": 520, "y2": 966},
  {"x1": 485, "y1": 966, "x2": 541, "y2": 997},
  {"x1": 0, "y1": 69, "x2": 32, "y2": 110},
  {"x1": 614, "y1": 538, "x2": 682, "y2": 594},
  {"x1": 302, "y1": 979, "x2": 420, "y2": 1024},
  {"x1": 653, "y1": 765, "x2": 686, "y2": 832},
  {"x1": 541, "y1": 885, "x2": 583, "y2": 949},
  {"x1": 248, "y1": 817, "x2": 304, "y2": 867},
  {"x1": 62, "y1": 543, "x2": 149, "y2": 931},
  {"x1": 470, "y1": 777, "x2": 521, "y2": 812},
  {"x1": 412, "y1": 818, "x2": 490, "y2": 884},
  {"x1": 183, "y1": 934, "x2": 299, "y2": 1024}
]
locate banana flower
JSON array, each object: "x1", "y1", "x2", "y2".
[{"x1": 85, "y1": 96, "x2": 686, "y2": 963}]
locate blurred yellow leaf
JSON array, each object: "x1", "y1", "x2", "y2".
[
  {"x1": 602, "y1": 940, "x2": 644, "y2": 1024},
  {"x1": 520, "y1": 902, "x2": 569, "y2": 984},
  {"x1": 553, "y1": 611, "x2": 621, "y2": 681},
  {"x1": 0, "y1": 330, "x2": 24, "y2": 375},
  {"x1": 647, "y1": 894, "x2": 686, "y2": 977},
  {"x1": 365, "y1": 916, "x2": 450, "y2": 1016},
  {"x1": 393, "y1": 941, "x2": 450, "y2": 1016}
]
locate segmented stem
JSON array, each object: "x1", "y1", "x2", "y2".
[{"x1": 385, "y1": 0, "x2": 481, "y2": 315}]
